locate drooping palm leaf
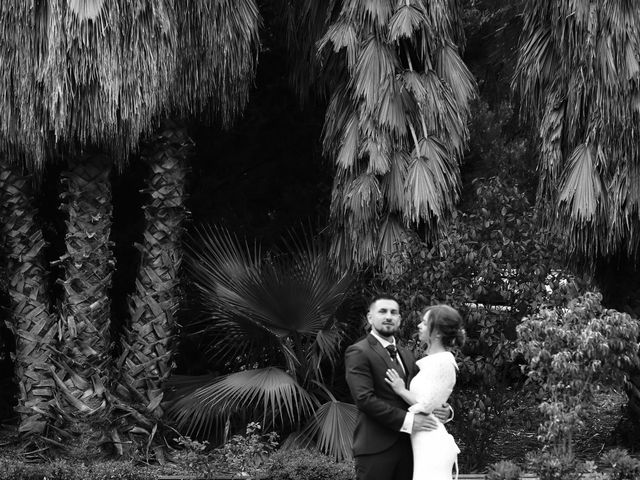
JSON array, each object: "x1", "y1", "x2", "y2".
[
  {"x1": 168, "y1": 368, "x2": 317, "y2": 439},
  {"x1": 287, "y1": 400, "x2": 358, "y2": 461},
  {"x1": 172, "y1": 0, "x2": 261, "y2": 126},
  {"x1": 315, "y1": 0, "x2": 475, "y2": 267},
  {"x1": 558, "y1": 143, "x2": 604, "y2": 223},
  {"x1": 514, "y1": 0, "x2": 640, "y2": 260},
  {"x1": 388, "y1": 5, "x2": 425, "y2": 42}
]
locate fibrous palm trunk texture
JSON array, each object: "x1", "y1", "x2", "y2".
[
  {"x1": 0, "y1": 159, "x2": 57, "y2": 437},
  {"x1": 56, "y1": 154, "x2": 114, "y2": 415},
  {"x1": 118, "y1": 123, "x2": 192, "y2": 422}
]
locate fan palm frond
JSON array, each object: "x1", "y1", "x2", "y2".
[
  {"x1": 343, "y1": 172, "x2": 383, "y2": 229},
  {"x1": 381, "y1": 151, "x2": 410, "y2": 212},
  {"x1": 336, "y1": 114, "x2": 360, "y2": 169},
  {"x1": 558, "y1": 143, "x2": 603, "y2": 223},
  {"x1": 185, "y1": 226, "x2": 353, "y2": 382},
  {"x1": 319, "y1": 0, "x2": 473, "y2": 267},
  {"x1": 344, "y1": 0, "x2": 393, "y2": 30},
  {"x1": 354, "y1": 37, "x2": 398, "y2": 107},
  {"x1": 388, "y1": 5, "x2": 425, "y2": 42},
  {"x1": 376, "y1": 80, "x2": 413, "y2": 136},
  {"x1": 435, "y1": 42, "x2": 476, "y2": 111},
  {"x1": 168, "y1": 368, "x2": 317, "y2": 439},
  {"x1": 404, "y1": 136, "x2": 460, "y2": 224},
  {"x1": 514, "y1": 0, "x2": 640, "y2": 260},
  {"x1": 306, "y1": 328, "x2": 344, "y2": 383},
  {"x1": 67, "y1": 0, "x2": 106, "y2": 20},
  {"x1": 318, "y1": 20, "x2": 360, "y2": 69},
  {"x1": 287, "y1": 400, "x2": 358, "y2": 461}
]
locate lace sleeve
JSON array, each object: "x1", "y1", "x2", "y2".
[{"x1": 407, "y1": 353, "x2": 457, "y2": 414}]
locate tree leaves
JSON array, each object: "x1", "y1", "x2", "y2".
[
  {"x1": 173, "y1": 226, "x2": 354, "y2": 454},
  {"x1": 514, "y1": 0, "x2": 640, "y2": 262},
  {"x1": 318, "y1": 0, "x2": 475, "y2": 267},
  {"x1": 0, "y1": 0, "x2": 261, "y2": 170},
  {"x1": 558, "y1": 143, "x2": 603, "y2": 222},
  {"x1": 168, "y1": 368, "x2": 317, "y2": 439},
  {"x1": 388, "y1": 5, "x2": 425, "y2": 42}
]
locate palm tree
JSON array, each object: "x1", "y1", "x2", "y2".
[
  {"x1": 513, "y1": 0, "x2": 640, "y2": 423},
  {"x1": 308, "y1": 0, "x2": 475, "y2": 267},
  {"x1": 0, "y1": 0, "x2": 260, "y2": 451},
  {"x1": 117, "y1": 0, "x2": 260, "y2": 433},
  {"x1": 167, "y1": 227, "x2": 358, "y2": 461},
  {"x1": 0, "y1": 2, "x2": 178, "y2": 440}
]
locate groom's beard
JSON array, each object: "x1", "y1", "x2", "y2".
[{"x1": 373, "y1": 324, "x2": 399, "y2": 339}]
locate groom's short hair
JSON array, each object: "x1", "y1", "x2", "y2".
[{"x1": 368, "y1": 293, "x2": 400, "y2": 311}]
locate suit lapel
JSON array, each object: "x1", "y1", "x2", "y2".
[
  {"x1": 366, "y1": 334, "x2": 397, "y2": 373},
  {"x1": 367, "y1": 334, "x2": 410, "y2": 384}
]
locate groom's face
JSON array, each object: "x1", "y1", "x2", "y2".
[{"x1": 367, "y1": 299, "x2": 401, "y2": 339}]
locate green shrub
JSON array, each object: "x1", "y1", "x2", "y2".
[
  {"x1": 580, "y1": 461, "x2": 612, "y2": 480},
  {"x1": 0, "y1": 457, "x2": 157, "y2": 480},
  {"x1": 214, "y1": 422, "x2": 279, "y2": 476},
  {"x1": 517, "y1": 293, "x2": 640, "y2": 455},
  {"x1": 486, "y1": 459, "x2": 521, "y2": 480},
  {"x1": 601, "y1": 448, "x2": 640, "y2": 480},
  {"x1": 263, "y1": 449, "x2": 354, "y2": 480},
  {"x1": 525, "y1": 450, "x2": 581, "y2": 480}
]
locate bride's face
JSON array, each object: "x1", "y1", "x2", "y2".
[{"x1": 418, "y1": 312, "x2": 431, "y2": 344}]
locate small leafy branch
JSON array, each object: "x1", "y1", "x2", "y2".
[
  {"x1": 517, "y1": 292, "x2": 640, "y2": 455},
  {"x1": 216, "y1": 422, "x2": 279, "y2": 476}
]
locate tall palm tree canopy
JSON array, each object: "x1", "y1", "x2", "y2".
[
  {"x1": 514, "y1": 1, "x2": 640, "y2": 261},
  {"x1": 0, "y1": 0, "x2": 260, "y2": 170},
  {"x1": 315, "y1": 0, "x2": 475, "y2": 266}
]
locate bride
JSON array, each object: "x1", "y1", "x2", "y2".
[{"x1": 384, "y1": 305, "x2": 465, "y2": 480}]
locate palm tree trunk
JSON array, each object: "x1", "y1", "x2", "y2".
[
  {"x1": 117, "y1": 121, "x2": 192, "y2": 420},
  {"x1": 56, "y1": 153, "x2": 114, "y2": 414},
  {"x1": 0, "y1": 159, "x2": 57, "y2": 436}
]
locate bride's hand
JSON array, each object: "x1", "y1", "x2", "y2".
[{"x1": 384, "y1": 368, "x2": 405, "y2": 393}]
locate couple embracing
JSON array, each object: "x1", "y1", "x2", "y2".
[{"x1": 345, "y1": 295, "x2": 465, "y2": 480}]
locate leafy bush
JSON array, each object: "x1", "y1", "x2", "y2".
[
  {"x1": 486, "y1": 459, "x2": 522, "y2": 480},
  {"x1": 263, "y1": 449, "x2": 354, "y2": 480},
  {"x1": 169, "y1": 434, "x2": 215, "y2": 474},
  {"x1": 0, "y1": 457, "x2": 156, "y2": 480},
  {"x1": 215, "y1": 422, "x2": 279, "y2": 475},
  {"x1": 517, "y1": 293, "x2": 640, "y2": 455},
  {"x1": 578, "y1": 460, "x2": 612, "y2": 480},
  {"x1": 525, "y1": 450, "x2": 581, "y2": 480},
  {"x1": 601, "y1": 448, "x2": 640, "y2": 480}
]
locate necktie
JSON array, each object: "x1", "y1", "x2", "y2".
[
  {"x1": 385, "y1": 344, "x2": 398, "y2": 361},
  {"x1": 385, "y1": 345, "x2": 405, "y2": 378}
]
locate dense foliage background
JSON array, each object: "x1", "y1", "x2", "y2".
[{"x1": 1, "y1": 0, "x2": 640, "y2": 475}]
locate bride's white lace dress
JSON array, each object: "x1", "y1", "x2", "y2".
[{"x1": 408, "y1": 351, "x2": 460, "y2": 480}]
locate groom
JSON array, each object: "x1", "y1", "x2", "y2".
[{"x1": 345, "y1": 295, "x2": 452, "y2": 480}]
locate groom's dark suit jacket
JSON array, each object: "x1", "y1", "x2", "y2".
[{"x1": 345, "y1": 333, "x2": 418, "y2": 456}]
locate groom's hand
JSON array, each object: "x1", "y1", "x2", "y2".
[{"x1": 412, "y1": 413, "x2": 438, "y2": 433}]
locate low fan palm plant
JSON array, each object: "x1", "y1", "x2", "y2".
[{"x1": 167, "y1": 226, "x2": 358, "y2": 461}]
